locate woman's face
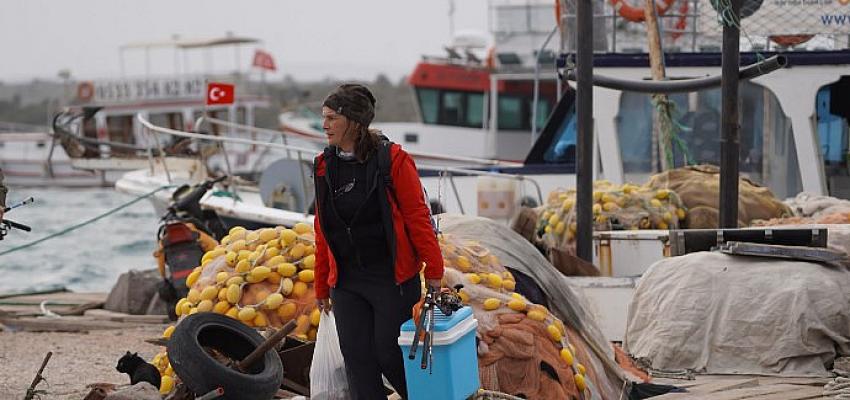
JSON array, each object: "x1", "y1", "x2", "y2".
[{"x1": 322, "y1": 106, "x2": 356, "y2": 149}]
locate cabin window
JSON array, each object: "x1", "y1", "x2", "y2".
[
  {"x1": 441, "y1": 91, "x2": 464, "y2": 125},
  {"x1": 148, "y1": 113, "x2": 171, "y2": 130},
  {"x1": 417, "y1": 89, "x2": 439, "y2": 124},
  {"x1": 534, "y1": 100, "x2": 551, "y2": 129},
  {"x1": 106, "y1": 115, "x2": 134, "y2": 145},
  {"x1": 168, "y1": 113, "x2": 184, "y2": 130},
  {"x1": 467, "y1": 93, "x2": 485, "y2": 127},
  {"x1": 616, "y1": 82, "x2": 802, "y2": 198},
  {"x1": 416, "y1": 88, "x2": 485, "y2": 128},
  {"x1": 817, "y1": 77, "x2": 850, "y2": 199},
  {"x1": 497, "y1": 96, "x2": 523, "y2": 130}
]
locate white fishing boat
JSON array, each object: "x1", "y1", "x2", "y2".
[
  {"x1": 0, "y1": 125, "x2": 108, "y2": 187},
  {"x1": 48, "y1": 34, "x2": 305, "y2": 186}
]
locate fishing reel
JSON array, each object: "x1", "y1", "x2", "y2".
[
  {"x1": 408, "y1": 284, "x2": 466, "y2": 372},
  {"x1": 0, "y1": 197, "x2": 34, "y2": 241},
  {"x1": 434, "y1": 284, "x2": 465, "y2": 317}
]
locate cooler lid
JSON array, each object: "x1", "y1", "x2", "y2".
[{"x1": 401, "y1": 305, "x2": 473, "y2": 332}]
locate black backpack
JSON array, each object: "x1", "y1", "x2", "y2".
[{"x1": 376, "y1": 138, "x2": 439, "y2": 237}]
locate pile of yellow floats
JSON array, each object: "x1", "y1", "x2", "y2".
[
  {"x1": 151, "y1": 223, "x2": 321, "y2": 394},
  {"x1": 538, "y1": 181, "x2": 688, "y2": 250}
]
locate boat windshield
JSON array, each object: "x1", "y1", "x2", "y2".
[
  {"x1": 543, "y1": 104, "x2": 577, "y2": 164},
  {"x1": 616, "y1": 82, "x2": 803, "y2": 198}
]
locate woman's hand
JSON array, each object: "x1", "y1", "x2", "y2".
[
  {"x1": 426, "y1": 278, "x2": 442, "y2": 292},
  {"x1": 317, "y1": 298, "x2": 332, "y2": 314}
]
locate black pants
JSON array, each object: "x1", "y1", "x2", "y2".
[{"x1": 331, "y1": 273, "x2": 421, "y2": 400}]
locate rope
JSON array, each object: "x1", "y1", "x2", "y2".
[
  {"x1": 0, "y1": 185, "x2": 175, "y2": 257},
  {"x1": 471, "y1": 389, "x2": 525, "y2": 400},
  {"x1": 651, "y1": 95, "x2": 693, "y2": 169}
]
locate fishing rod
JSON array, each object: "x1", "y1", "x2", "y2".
[
  {"x1": 4, "y1": 196, "x2": 34, "y2": 213},
  {"x1": 1, "y1": 197, "x2": 34, "y2": 240}
]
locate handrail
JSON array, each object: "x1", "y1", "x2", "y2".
[
  {"x1": 137, "y1": 114, "x2": 319, "y2": 155},
  {"x1": 139, "y1": 114, "x2": 545, "y2": 210},
  {"x1": 566, "y1": 55, "x2": 787, "y2": 93},
  {"x1": 420, "y1": 163, "x2": 545, "y2": 206},
  {"x1": 198, "y1": 116, "x2": 296, "y2": 139},
  {"x1": 203, "y1": 115, "x2": 523, "y2": 167}
]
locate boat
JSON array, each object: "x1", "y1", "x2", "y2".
[
  {"x1": 278, "y1": 3, "x2": 562, "y2": 163},
  {"x1": 48, "y1": 34, "x2": 307, "y2": 186},
  {"x1": 0, "y1": 126, "x2": 110, "y2": 187}
]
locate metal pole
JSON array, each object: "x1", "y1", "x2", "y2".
[
  {"x1": 719, "y1": 0, "x2": 742, "y2": 228},
  {"x1": 576, "y1": 0, "x2": 594, "y2": 262},
  {"x1": 531, "y1": 25, "x2": 559, "y2": 143}
]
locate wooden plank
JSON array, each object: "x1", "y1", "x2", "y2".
[
  {"x1": 680, "y1": 384, "x2": 814, "y2": 400},
  {"x1": 0, "y1": 316, "x2": 146, "y2": 332},
  {"x1": 0, "y1": 292, "x2": 109, "y2": 317},
  {"x1": 689, "y1": 378, "x2": 760, "y2": 394},
  {"x1": 648, "y1": 392, "x2": 693, "y2": 399},
  {"x1": 0, "y1": 292, "x2": 107, "y2": 305},
  {"x1": 56, "y1": 301, "x2": 104, "y2": 316},
  {"x1": 744, "y1": 386, "x2": 824, "y2": 400},
  {"x1": 756, "y1": 377, "x2": 831, "y2": 387},
  {"x1": 84, "y1": 309, "x2": 169, "y2": 324}
]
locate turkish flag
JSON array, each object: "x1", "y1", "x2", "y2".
[
  {"x1": 252, "y1": 49, "x2": 277, "y2": 72},
  {"x1": 206, "y1": 82, "x2": 234, "y2": 105}
]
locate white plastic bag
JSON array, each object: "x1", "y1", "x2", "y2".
[{"x1": 309, "y1": 311, "x2": 351, "y2": 400}]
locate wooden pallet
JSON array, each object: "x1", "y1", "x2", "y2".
[
  {"x1": 0, "y1": 291, "x2": 107, "y2": 317},
  {"x1": 0, "y1": 291, "x2": 168, "y2": 332}
]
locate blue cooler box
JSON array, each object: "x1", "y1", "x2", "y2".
[{"x1": 398, "y1": 306, "x2": 479, "y2": 400}]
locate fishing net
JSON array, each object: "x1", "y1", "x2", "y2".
[
  {"x1": 534, "y1": 179, "x2": 687, "y2": 255},
  {"x1": 644, "y1": 164, "x2": 792, "y2": 227},
  {"x1": 438, "y1": 214, "x2": 629, "y2": 400}
]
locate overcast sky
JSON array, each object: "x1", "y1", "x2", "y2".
[{"x1": 0, "y1": 0, "x2": 490, "y2": 83}]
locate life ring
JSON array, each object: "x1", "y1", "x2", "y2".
[
  {"x1": 610, "y1": 0, "x2": 677, "y2": 22},
  {"x1": 670, "y1": 0, "x2": 689, "y2": 41},
  {"x1": 769, "y1": 35, "x2": 814, "y2": 47},
  {"x1": 77, "y1": 81, "x2": 94, "y2": 102}
]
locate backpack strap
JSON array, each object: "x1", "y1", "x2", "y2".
[
  {"x1": 376, "y1": 138, "x2": 440, "y2": 236},
  {"x1": 377, "y1": 136, "x2": 393, "y2": 192}
]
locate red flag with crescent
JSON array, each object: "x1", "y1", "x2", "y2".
[{"x1": 206, "y1": 82, "x2": 234, "y2": 105}]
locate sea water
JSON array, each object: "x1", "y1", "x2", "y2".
[{"x1": 0, "y1": 188, "x2": 160, "y2": 293}]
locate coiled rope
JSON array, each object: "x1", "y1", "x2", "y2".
[{"x1": 0, "y1": 185, "x2": 175, "y2": 257}]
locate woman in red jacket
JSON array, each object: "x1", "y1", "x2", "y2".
[{"x1": 312, "y1": 84, "x2": 444, "y2": 399}]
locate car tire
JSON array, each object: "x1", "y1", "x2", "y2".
[{"x1": 166, "y1": 313, "x2": 283, "y2": 400}]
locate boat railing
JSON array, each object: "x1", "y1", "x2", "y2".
[
  {"x1": 138, "y1": 114, "x2": 545, "y2": 215},
  {"x1": 0, "y1": 121, "x2": 50, "y2": 134},
  {"x1": 201, "y1": 115, "x2": 523, "y2": 168}
]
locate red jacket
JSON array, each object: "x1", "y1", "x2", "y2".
[{"x1": 313, "y1": 144, "x2": 444, "y2": 299}]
